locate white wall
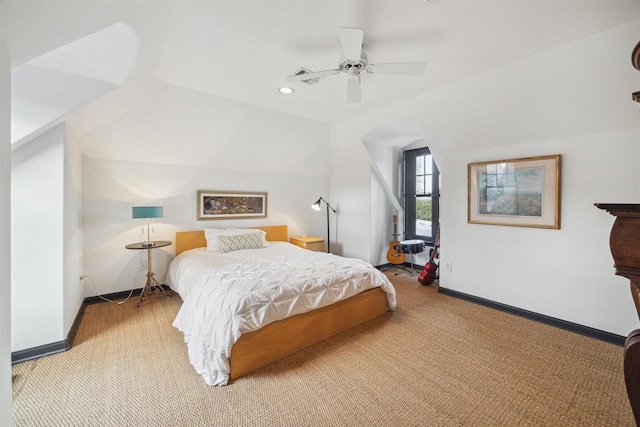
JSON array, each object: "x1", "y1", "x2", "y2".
[
  {"x1": 363, "y1": 140, "x2": 403, "y2": 266},
  {"x1": 63, "y1": 126, "x2": 83, "y2": 339},
  {"x1": 11, "y1": 125, "x2": 65, "y2": 351},
  {"x1": 440, "y1": 129, "x2": 640, "y2": 335},
  {"x1": 332, "y1": 20, "x2": 640, "y2": 336},
  {"x1": 0, "y1": 35, "x2": 13, "y2": 427},
  {"x1": 10, "y1": 123, "x2": 83, "y2": 353},
  {"x1": 329, "y1": 135, "x2": 371, "y2": 262},
  {"x1": 81, "y1": 157, "x2": 330, "y2": 296}
]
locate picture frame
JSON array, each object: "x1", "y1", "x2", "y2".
[
  {"x1": 468, "y1": 155, "x2": 560, "y2": 229},
  {"x1": 197, "y1": 191, "x2": 268, "y2": 220}
]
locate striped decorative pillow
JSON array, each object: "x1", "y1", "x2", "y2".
[
  {"x1": 218, "y1": 232, "x2": 265, "y2": 253},
  {"x1": 204, "y1": 228, "x2": 267, "y2": 252}
]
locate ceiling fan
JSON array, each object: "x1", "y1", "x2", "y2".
[{"x1": 286, "y1": 27, "x2": 427, "y2": 104}]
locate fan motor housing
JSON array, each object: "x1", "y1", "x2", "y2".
[{"x1": 338, "y1": 52, "x2": 368, "y2": 72}]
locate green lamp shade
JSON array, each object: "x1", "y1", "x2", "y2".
[{"x1": 132, "y1": 206, "x2": 164, "y2": 219}]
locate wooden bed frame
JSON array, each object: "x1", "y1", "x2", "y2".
[{"x1": 174, "y1": 225, "x2": 389, "y2": 382}]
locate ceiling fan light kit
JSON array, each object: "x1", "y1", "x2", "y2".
[{"x1": 286, "y1": 27, "x2": 427, "y2": 103}]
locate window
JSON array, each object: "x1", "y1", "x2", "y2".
[{"x1": 403, "y1": 147, "x2": 440, "y2": 245}]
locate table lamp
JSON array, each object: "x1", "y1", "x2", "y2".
[{"x1": 132, "y1": 206, "x2": 164, "y2": 247}]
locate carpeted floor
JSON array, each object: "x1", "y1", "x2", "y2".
[{"x1": 12, "y1": 272, "x2": 635, "y2": 426}]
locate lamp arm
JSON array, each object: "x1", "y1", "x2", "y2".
[{"x1": 319, "y1": 196, "x2": 336, "y2": 213}]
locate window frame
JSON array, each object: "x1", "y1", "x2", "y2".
[{"x1": 403, "y1": 147, "x2": 440, "y2": 245}]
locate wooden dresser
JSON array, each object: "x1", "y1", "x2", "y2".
[
  {"x1": 290, "y1": 236, "x2": 326, "y2": 252},
  {"x1": 633, "y1": 40, "x2": 640, "y2": 103},
  {"x1": 596, "y1": 203, "x2": 640, "y2": 425}
]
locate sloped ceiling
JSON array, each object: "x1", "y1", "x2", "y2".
[
  {"x1": 11, "y1": 23, "x2": 138, "y2": 144},
  {"x1": 2, "y1": 0, "x2": 638, "y2": 144}
]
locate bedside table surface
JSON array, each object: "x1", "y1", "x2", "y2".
[
  {"x1": 291, "y1": 236, "x2": 324, "y2": 243},
  {"x1": 125, "y1": 240, "x2": 172, "y2": 250}
]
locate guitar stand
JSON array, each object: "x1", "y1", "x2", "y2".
[
  {"x1": 382, "y1": 266, "x2": 417, "y2": 276},
  {"x1": 384, "y1": 215, "x2": 423, "y2": 277},
  {"x1": 381, "y1": 258, "x2": 418, "y2": 277},
  {"x1": 395, "y1": 264, "x2": 418, "y2": 276}
]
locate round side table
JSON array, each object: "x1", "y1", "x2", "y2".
[{"x1": 125, "y1": 240, "x2": 172, "y2": 308}]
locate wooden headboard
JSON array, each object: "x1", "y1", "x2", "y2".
[{"x1": 175, "y1": 225, "x2": 288, "y2": 255}]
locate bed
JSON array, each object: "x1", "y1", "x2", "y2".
[{"x1": 167, "y1": 225, "x2": 396, "y2": 386}]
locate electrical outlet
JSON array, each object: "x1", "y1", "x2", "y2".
[
  {"x1": 444, "y1": 261, "x2": 452, "y2": 272},
  {"x1": 139, "y1": 260, "x2": 147, "y2": 271}
]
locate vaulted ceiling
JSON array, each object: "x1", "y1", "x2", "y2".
[{"x1": 2, "y1": 0, "x2": 638, "y2": 145}]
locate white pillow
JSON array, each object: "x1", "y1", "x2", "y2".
[{"x1": 204, "y1": 228, "x2": 267, "y2": 252}]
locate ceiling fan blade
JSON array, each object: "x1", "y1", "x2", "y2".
[
  {"x1": 339, "y1": 27, "x2": 364, "y2": 62},
  {"x1": 286, "y1": 69, "x2": 342, "y2": 82},
  {"x1": 366, "y1": 62, "x2": 427, "y2": 76},
  {"x1": 347, "y1": 78, "x2": 362, "y2": 104}
]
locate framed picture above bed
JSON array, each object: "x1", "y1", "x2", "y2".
[
  {"x1": 468, "y1": 154, "x2": 560, "y2": 229},
  {"x1": 197, "y1": 190, "x2": 268, "y2": 220}
]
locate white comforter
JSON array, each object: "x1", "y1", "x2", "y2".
[{"x1": 168, "y1": 242, "x2": 396, "y2": 386}]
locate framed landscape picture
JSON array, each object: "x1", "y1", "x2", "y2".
[
  {"x1": 468, "y1": 155, "x2": 560, "y2": 229},
  {"x1": 197, "y1": 191, "x2": 268, "y2": 220}
]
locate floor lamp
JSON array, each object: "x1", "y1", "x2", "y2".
[{"x1": 311, "y1": 197, "x2": 336, "y2": 253}]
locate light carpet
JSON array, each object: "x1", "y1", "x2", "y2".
[{"x1": 12, "y1": 273, "x2": 634, "y2": 426}]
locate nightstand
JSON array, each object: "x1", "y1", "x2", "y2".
[
  {"x1": 290, "y1": 236, "x2": 326, "y2": 252},
  {"x1": 125, "y1": 240, "x2": 172, "y2": 308}
]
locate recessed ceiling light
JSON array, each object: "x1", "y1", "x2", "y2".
[{"x1": 279, "y1": 87, "x2": 294, "y2": 95}]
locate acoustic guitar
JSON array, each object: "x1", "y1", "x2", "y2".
[{"x1": 386, "y1": 215, "x2": 406, "y2": 265}]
